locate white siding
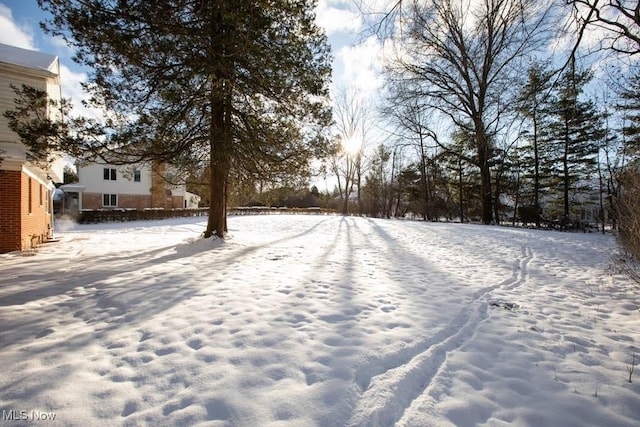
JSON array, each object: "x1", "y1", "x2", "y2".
[
  {"x1": 184, "y1": 191, "x2": 201, "y2": 209},
  {"x1": 78, "y1": 163, "x2": 153, "y2": 196},
  {"x1": 0, "y1": 67, "x2": 48, "y2": 144},
  {"x1": 0, "y1": 44, "x2": 63, "y2": 182}
]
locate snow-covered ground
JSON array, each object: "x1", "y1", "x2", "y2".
[{"x1": 0, "y1": 214, "x2": 638, "y2": 426}]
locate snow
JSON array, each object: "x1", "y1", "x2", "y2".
[
  {"x1": 0, "y1": 42, "x2": 58, "y2": 73},
  {"x1": 0, "y1": 214, "x2": 638, "y2": 426}
]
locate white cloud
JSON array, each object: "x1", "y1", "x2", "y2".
[
  {"x1": 335, "y1": 36, "x2": 384, "y2": 99},
  {"x1": 0, "y1": 4, "x2": 35, "y2": 49},
  {"x1": 316, "y1": 0, "x2": 362, "y2": 35},
  {"x1": 50, "y1": 35, "x2": 75, "y2": 55},
  {"x1": 59, "y1": 64, "x2": 103, "y2": 121}
]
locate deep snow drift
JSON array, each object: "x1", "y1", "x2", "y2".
[{"x1": 0, "y1": 214, "x2": 638, "y2": 426}]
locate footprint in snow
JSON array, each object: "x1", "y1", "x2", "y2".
[{"x1": 187, "y1": 338, "x2": 203, "y2": 350}]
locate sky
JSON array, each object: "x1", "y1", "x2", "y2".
[
  {"x1": 0, "y1": 0, "x2": 384, "y2": 120},
  {"x1": 0, "y1": 1, "x2": 621, "y2": 124}
]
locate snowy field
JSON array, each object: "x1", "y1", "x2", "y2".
[{"x1": 0, "y1": 214, "x2": 639, "y2": 426}]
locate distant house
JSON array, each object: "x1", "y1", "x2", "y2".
[
  {"x1": 0, "y1": 43, "x2": 65, "y2": 253},
  {"x1": 57, "y1": 162, "x2": 200, "y2": 216},
  {"x1": 505, "y1": 178, "x2": 608, "y2": 228}
]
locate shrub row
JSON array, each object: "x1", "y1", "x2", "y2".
[
  {"x1": 228, "y1": 206, "x2": 335, "y2": 215},
  {"x1": 78, "y1": 208, "x2": 209, "y2": 224},
  {"x1": 77, "y1": 206, "x2": 335, "y2": 224}
]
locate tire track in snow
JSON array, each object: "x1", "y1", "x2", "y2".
[
  {"x1": 473, "y1": 244, "x2": 533, "y2": 297},
  {"x1": 348, "y1": 240, "x2": 534, "y2": 427}
]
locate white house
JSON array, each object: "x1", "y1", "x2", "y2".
[
  {"x1": 57, "y1": 162, "x2": 200, "y2": 215},
  {"x1": 0, "y1": 43, "x2": 65, "y2": 253}
]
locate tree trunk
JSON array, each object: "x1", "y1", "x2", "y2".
[
  {"x1": 356, "y1": 154, "x2": 362, "y2": 214},
  {"x1": 342, "y1": 170, "x2": 350, "y2": 215},
  {"x1": 205, "y1": 98, "x2": 229, "y2": 238},
  {"x1": 205, "y1": 45, "x2": 232, "y2": 239},
  {"x1": 597, "y1": 159, "x2": 605, "y2": 234},
  {"x1": 563, "y1": 119, "x2": 570, "y2": 224},
  {"x1": 206, "y1": 156, "x2": 229, "y2": 238},
  {"x1": 419, "y1": 137, "x2": 430, "y2": 221},
  {"x1": 477, "y1": 130, "x2": 493, "y2": 224},
  {"x1": 493, "y1": 171, "x2": 502, "y2": 224},
  {"x1": 458, "y1": 158, "x2": 464, "y2": 222},
  {"x1": 532, "y1": 111, "x2": 541, "y2": 228},
  {"x1": 203, "y1": 7, "x2": 229, "y2": 239},
  {"x1": 512, "y1": 168, "x2": 521, "y2": 227}
]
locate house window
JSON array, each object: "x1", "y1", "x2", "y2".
[
  {"x1": 28, "y1": 178, "x2": 32, "y2": 214},
  {"x1": 134, "y1": 170, "x2": 141, "y2": 182},
  {"x1": 39, "y1": 184, "x2": 43, "y2": 206},
  {"x1": 103, "y1": 194, "x2": 117, "y2": 207},
  {"x1": 103, "y1": 168, "x2": 117, "y2": 181}
]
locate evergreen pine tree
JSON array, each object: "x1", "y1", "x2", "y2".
[
  {"x1": 617, "y1": 68, "x2": 640, "y2": 161},
  {"x1": 517, "y1": 64, "x2": 555, "y2": 226},
  {"x1": 37, "y1": 0, "x2": 332, "y2": 238},
  {"x1": 543, "y1": 66, "x2": 604, "y2": 224}
]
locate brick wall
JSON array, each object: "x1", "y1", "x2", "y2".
[
  {"x1": 82, "y1": 192, "x2": 153, "y2": 210},
  {"x1": 118, "y1": 194, "x2": 153, "y2": 210},
  {"x1": 150, "y1": 163, "x2": 172, "y2": 209},
  {"x1": 0, "y1": 170, "x2": 21, "y2": 253},
  {"x1": 82, "y1": 192, "x2": 184, "y2": 210},
  {"x1": 20, "y1": 172, "x2": 53, "y2": 252},
  {"x1": 171, "y1": 195, "x2": 184, "y2": 209},
  {"x1": 0, "y1": 170, "x2": 52, "y2": 253},
  {"x1": 82, "y1": 192, "x2": 102, "y2": 210}
]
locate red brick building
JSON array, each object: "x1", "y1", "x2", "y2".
[{"x1": 0, "y1": 44, "x2": 64, "y2": 253}]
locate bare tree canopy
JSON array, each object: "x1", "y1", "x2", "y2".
[
  {"x1": 329, "y1": 87, "x2": 371, "y2": 214},
  {"x1": 385, "y1": 0, "x2": 553, "y2": 223},
  {"x1": 567, "y1": 0, "x2": 640, "y2": 55}
]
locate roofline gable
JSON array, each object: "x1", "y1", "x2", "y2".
[{"x1": 0, "y1": 43, "x2": 59, "y2": 76}]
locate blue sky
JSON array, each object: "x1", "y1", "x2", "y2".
[
  {"x1": 0, "y1": 1, "x2": 73, "y2": 57},
  {"x1": 0, "y1": 0, "x2": 384, "y2": 119}
]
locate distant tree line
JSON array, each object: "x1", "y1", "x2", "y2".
[{"x1": 324, "y1": 0, "x2": 640, "y2": 242}]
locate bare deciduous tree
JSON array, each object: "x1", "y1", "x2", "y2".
[
  {"x1": 380, "y1": 91, "x2": 444, "y2": 220},
  {"x1": 330, "y1": 87, "x2": 371, "y2": 214},
  {"x1": 566, "y1": 0, "x2": 640, "y2": 55},
  {"x1": 385, "y1": 0, "x2": 553, "y2": 223}
]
